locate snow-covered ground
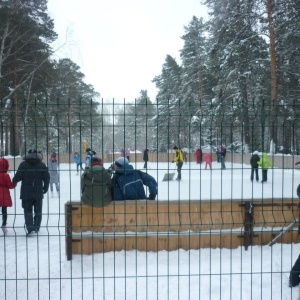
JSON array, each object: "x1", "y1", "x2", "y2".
[{"x1": 1, "y1": 160, "x2": 300, "y2": 299}]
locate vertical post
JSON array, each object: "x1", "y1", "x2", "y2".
[
  {"x1": 65, "y1": 202, "x2": 73, "y2": 261},
  {"x1": 244, "y1": 201, "x2": 254, "y2": 251}
]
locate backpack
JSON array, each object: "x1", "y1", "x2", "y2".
[{"x1": 289, "y1": 255, "x2": 300, "y2": 287}]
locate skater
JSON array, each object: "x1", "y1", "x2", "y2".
[
  {"x1": 125, "y1": 148, "x2": 131, "y2": 162},
  {"x1": 183, "y1": 150, "x2": 188, "y2": 163},
  {"x1": 143, "y1": 148, "x2": 149, "y2": 169},
  {"x1": 204, "y1": 153, "x2": 212, "y2": 169},
  {"x1": 13, "y1": 149, "x2": 50, "y2": 235},
  {"x1": 120, "y1": 148, "x2": 125, "y2": 157},
  {"x1": 0, "y1": 158, "x2": 16, "y2": 235},
  {"x1": 257, "y1": 153, "x2": 272, "y2": 183},
  {"x1": 81, "y1": 157, "x2": 112, "y2": 207},
  {"x1": 73, "y1": 151, "x2": 83, "y2": 175},
  {"x1": 220, "y1": 146, "x2": 227, "y2": 169},
  {"x1": 85, "y1": 148, "x2": 96, "y2": 169},
  {"x1": 250, "y1": 151, "x2": 260, "y2": 182},
  {"x1": 112, "y1": 157, "x2": 157, "y2": 201},
  {"x1": 172, "y1": 146, "x2": 184, "y2": 181},
  {"x1": 195, "y1": 148, "x2": 201, "y2": 164},
  {"x1": 48, "y1": 153, "x2": 60, "y2": 197}
]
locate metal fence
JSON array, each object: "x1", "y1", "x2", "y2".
[{"x1": 1, "y1": 100, "x2": 300, "y2": 299}]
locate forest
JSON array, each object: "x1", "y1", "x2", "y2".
[{"x1": 1, "y1": 0, "x2": 300, "y2": 155}]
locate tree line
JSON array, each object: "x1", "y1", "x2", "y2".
[{"x1": 1, "y1": 0, "x2": 300, "y2": 156}]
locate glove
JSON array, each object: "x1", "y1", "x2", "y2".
[
  {"x1": 147, "y1": 193, "x2": 156, "y2": 200},
  {"x1": 43, "y1": 188, "x2": 48, "y2": 194},
  {"x1": 295, "y1": 162, "x2": 300, "y2": 165},
  {"x1": 171, "y1": 161, "x2": 174, "y2": 163}
]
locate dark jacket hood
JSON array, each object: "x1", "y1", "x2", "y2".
[{"x1": 22, "y1": 152, "x2": 43, "y2": 165}]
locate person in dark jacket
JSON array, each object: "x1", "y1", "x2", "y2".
[
  {"x1": 81, "y1": 157, "x2": 112, "y2": 207},
  {"x1": 250, "y1": 151, "x2": 260, "y2": 182},
  {"x1": 220, "y1": 146, "x2": 226, "y2": 169},
  {"x1": 112, "y1": 157, "x2": 157, "y2": 201},
  {"x1": 13, "y1": 149, "x2": 50, "y2": 235},
  {"x1": 143, "y1": 148, "x2": 149, "y2": 169}
]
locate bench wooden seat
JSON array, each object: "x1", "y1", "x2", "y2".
[{"x1": 65, "y1": 199, "x2": 300, "y2": 260}]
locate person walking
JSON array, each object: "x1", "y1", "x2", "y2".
[
  {"x1": 48, "y1": 153, "x2": 60, "y2": 197},
  {"x1": 172, "y1": 146, "x2": 184, "y2": 181},
  {"x1": 81, "y1": 157, "x2": 112, "y2": 207},
  {"x1": 143, "y1": 148, "x2": 149, "y2": 169},
  {"x1": 73, "y1": 152, "x2": 83, "y2": 175},
  {"x1": 257, "y1": 153, "x2": 272, "y2": 183},
  {"x1": 112, "y1": 157, "x2": 157, "y2": 200},
  {"x1": 250, "y1": 151, "x2": 260, "y2": 182},
  {"x1": 0, "y1": 158, "x2": 16, "y2": 235},
  {"x1": 13, "y1": 149, "x2": 50, "y2": 235}
]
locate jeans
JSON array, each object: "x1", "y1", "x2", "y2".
[{"x1": 177, "y1": 162, "x2": 183, "y2": 179}]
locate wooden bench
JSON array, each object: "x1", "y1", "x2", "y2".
[{"x1": 65, "y1": 199, "x2": 300, "y2": 260}]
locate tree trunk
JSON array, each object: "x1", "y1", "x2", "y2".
[{"x1": 267, "y1": 0, "x2": 278, "y2": 151}]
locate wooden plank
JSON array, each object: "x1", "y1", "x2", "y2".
[
  {"x1": 68, "y1": 199, "x2": 298, "y2": 233},
  {"x1": 70, "y1": 230, "x2": 300, "y2": 255}
]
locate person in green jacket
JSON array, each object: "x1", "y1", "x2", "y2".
[
  {"x1": 257, "y1": 153, "x2": 272, "y2": 183},
  {"x1": 81, "y1": 157, "x2": 112, "y2": 207}
]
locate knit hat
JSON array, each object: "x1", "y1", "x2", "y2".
[
  {"x1": 90, "y1": 157, "x2": 102, "y2": 166},
  {"x1": 173, "y1": 146, "x2": 178, "y2": 150},
  {"x1": 253, "y1": 151, "x2": 258, "y2": 155},
  {"x1": 114, "y1": 157, "x2": 129, "y2": 167}
]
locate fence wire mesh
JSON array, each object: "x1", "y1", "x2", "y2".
[{"x1": 1, "y1": 99, "x2": 300, "y2": 299}]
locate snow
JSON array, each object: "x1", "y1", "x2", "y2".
[{"x1": 1, "y1": 160, "x2": 300, "y2": 299}]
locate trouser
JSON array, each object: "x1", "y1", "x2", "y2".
[
  {"x1": 262, "y1": 170, "x2": 268, "y2": 182},
  {"x1": 177, "y1": 162, "x2": 183, "y2": 179},
  {"x1": 251, "y1": 167, "x2": 259, "y2": 181},
  {"x1": 205, "y1": 162, "x2": 212, "y2": 169},
  {"x1": 1, "y1": 207, "x2": 7, "y2": 226},
  {"x1": 22, "y1": 198, "x2": 43, "y2": 233},
  {"x1": 76, "y1": 163, "x2": 83, "y2": 172},
  {"x1": 221, "y1": 156, "x2": 226, "y2": 169},
  {"x1": 50, "y1": 182, "x2": 59, "y2": 192},
  {"x1": 144, "y1": 161, "x2": 147, "y2": 168}
]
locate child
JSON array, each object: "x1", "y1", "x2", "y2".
[
  {"x1": 204, "y1": 153, "x2": 212, "y2": 169},
  {"x1": 257, "y1": 153, "x2": 272, "y2": 183},
  {"x1": 73, "y1": 152, "x2": 83, "y2": 175},
  {"x1": 0, "y1": 158, "x2": 16, "y2": 235},
  {"x1": 48, "y1": 153, "x2": 60, "y2": 197}
]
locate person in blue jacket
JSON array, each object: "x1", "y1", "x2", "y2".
[
  {"x1": 73, "y1": 152, "x2": 83, "y2": 175},
  {"x1": 112, "y1": 157, "x2": 157, "y2": 200}
]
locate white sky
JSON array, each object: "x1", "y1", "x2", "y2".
[{"x1": 47, "y1": 0, "x2": 208, "y2": 102}]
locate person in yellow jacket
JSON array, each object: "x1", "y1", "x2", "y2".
[
  {"x1": 172, "y1": 146, "x2": 184, "y2": 181},
  {"x1": 257, "y1": 153, "x2": 272, "y2": 183}
]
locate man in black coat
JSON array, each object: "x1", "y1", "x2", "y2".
[
  {"x1": 250, "y1": 151, "x2": 260, "y2": 182},
  {"x1": 13, "y1": 149, "x2": 50, "y2": 235}
]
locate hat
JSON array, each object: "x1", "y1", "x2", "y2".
[
  {"x1": 90, "y1": 157, "x2": 102, "y2": 166},
  {"x1": 253, "y1": 151, "x2": 258, "y2": 155},
  {"x1": 114, "y1": 157, "x2": 129, "y2": 167},
  {"x1": 86, "y1": 148, "x2": 91, "y2": 152},
  {"x1": 173, "y1": 146, "x2": 178, "y2": 150}
]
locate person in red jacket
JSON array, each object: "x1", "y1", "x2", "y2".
[
  {"x1": 0, "y1": 158, "x2": 16, "y2": 235},
  {"x1": 204, "y1": 153, "x2": 212, "y2": 169}
]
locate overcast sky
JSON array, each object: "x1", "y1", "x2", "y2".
[{"x1": 47, "y1": 0, "x2": 208, "y2": 102}]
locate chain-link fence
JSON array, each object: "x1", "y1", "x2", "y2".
[{"x1": 1, "y1": 100, "x2": 300, "y2": 299}]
